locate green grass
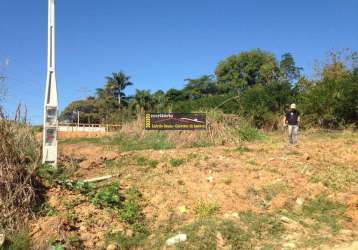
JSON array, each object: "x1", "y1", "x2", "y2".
[
  {"x1": 169, "y1": 158, "x2": 185, "y2": 167},
  {"x1": 37, "y1": 202, "x2": 59, "y2": 217},
  {"x1": 194, "y1": 200, "x2": 220, "y2": 219},
  {"x1": 311, "y1": 165, "x2": 358, "y2": 192},
  {"x1": 91, "y1": 182, "x2": 122, "y2": 208},
  {"x1": 261, "y1": 181, "x2": 289, "y2": 202},
  {"x1": 301, "y1": 195, "x2": 348, "y2": 233},
  {"x1": 234, "y1": 145, "x2": 251, "y2": 154},
  {"x1": 36, "y1": 163, "x2": 67, "y2": 185},
  {"x1": 1, "y1": 230, "x2": 31, "y2": 250},
  {"x1": 110, "y1": 132, "x2": 175, "y2": 151},
  {"x1": 238, "y1": 211, "x2": 285, "y2": 240},
  {"x1": 135, "y1": 156, "x2": 159, "y2": 168},
  {"x1": 60, "y1": 132, "x2": 175, "y2": 152},
  {"x1": 107, "y1": 187, "x2": 149, "y2": 249},
  {"x1": 236, "y1": 126, "x2": 264, "y2": 142},
  {"x1": 246, "y1": 183, "x2": 289, "y2": 209},
  {"x1": 59, "y1": 137, "x2": 103, "y2": 145},
  {"x1": 151, "y1": 218, "x2": 252, "y2": 250},
  {"x1": 279, "y1": 194, "x2": 350, "y2": 245},
  {"x1": 190, "y1": 139, "x2": 213, "y2": 148}
]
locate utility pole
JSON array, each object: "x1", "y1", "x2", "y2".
[{"x1": 43, "y1": 0, "x2": 58, "y2": 166}]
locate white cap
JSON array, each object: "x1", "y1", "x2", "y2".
[{"x1": 290, "y1": 103, "x2": 296, "y2": 109}]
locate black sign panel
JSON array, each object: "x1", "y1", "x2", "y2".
[{"x1": 145, "y1": 113, "x2": 206, "y2": 130}]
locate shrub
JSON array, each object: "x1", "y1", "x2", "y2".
[
  {"x1": 91, "y1": 183, "x2": 122, "y2": 208},
  {"x1": 0, "y1": 108, "x2": 43, "y2": 233},
  {"x1": 237, "y1": 125, "x2": 263, "y2": 142}
]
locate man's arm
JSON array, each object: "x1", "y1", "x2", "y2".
[{"x1": 283, "y1": 113, "x2": 288, "y2": 126}]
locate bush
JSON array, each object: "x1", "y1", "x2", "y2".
[
  {"x1": 237, "y1": 125, "x2": 263, "y2": 142},
  {"x1": 2, "y1": 229, "x2": 31, "y2": 250},
  {"x1": 91, "y1": 183, "x2": 122, "y2": 208},
  {"x1": 300, "y1": 72, "x2": 358, "y2": 128},
  {"x1": 0, "y1": 108, "x2": 43, "y2": 233}
]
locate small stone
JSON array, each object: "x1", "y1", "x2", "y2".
[
  {"x1": 96, "y1": 241, "x2": 106, "y2": 249},
  {"x1": 296, "y1": 197, "x2": 304, "y2": 206},
  {"x1": 79, "y1": 225, "x2": 87, "y2": 232},
  {"x1": 216, "y1": 231, "x2": 226, "y2": 249},
  {"x1": 340, "y1": 229, "x2": 354, "y2": 236},
  {"x1": 231, "y1": 212, "x2": 239, "y2": 218},
  {"x1": 0, "y1": 233, "x2": 5, "y2": 247},
  {"x1": 166, "y1": 233, "x2": 187, "y2": 246},
  {"x1": 106, "y1": 243, "x2": 118, "y2": 250},
  {"x1": 48, "y1": 196, "x2": 61, "y2": 207},
  {"x1": 79, "y1": 160, "x2": 95, "y2": 170},
  {"x1": 303, "y1": 153, "x2": 310, "y2": 160},
  {"x1": 280, "y1": 216, "x2": 292, "y2": 223},
  {"x1": 207, "y1": 176, "x2": 214, "y2": 182},
  {"x1": 100, "y1": 152, "x2": 118, "y2": 161},
  {"x1": 178, "y1": 205, "x2": 187, "y2": 214},
  {"x1": 81, "y1": 232, "x2": 93, "y2": 241},
  {"x1": 283, "y1": 242, "x2": 296, "y2": 249},
  {"x1": 126, "y1": 229, "x2": 134, "y2": 237}
]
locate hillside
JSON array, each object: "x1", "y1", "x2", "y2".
[{"x1": 29, "y1": 130, "x2": 358, "y2": 250}]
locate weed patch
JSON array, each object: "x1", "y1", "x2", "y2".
[
  {"x1": 59, "y1": 137, "x2": 102, "y2": 145},
  {"x1": 1, "y1": 229, "x2": 31, "y2": 250},
  {"x1": 237, "y1": 126, "x2": 263, "y2": 142},
  {"x1": 111, "y1": 132, "x2": 175, "y2": 151},
  {"x1": 169, "y1": 158, "x2": 185, "y2": 167},
  {"x1": 234, "y1": 145, "x2": 251, "y2": 154},
  {"x1": 301, "y1": 195, "x2": 348, "y2": 233},
  {"x1": 151, "y1": 219, "x2": 252, "y2": 250},
  {"x1": 91, "y1": 182, "x2": 122, "y2": 208},
  {"x1": 107, "y1": 187, "x2": 149, "y2": 249},
  {"x1": 238, "y1": 211, "x2": 285, "y2": 240},
  {"x1": 194, "y1": 200, "x2": 220, "y2": 219},
  {"x1": 313, "y1": 165, "x2": 358, "y2": 191},
  {"x1": 135, "y1": 157, "x2": 159, "y2": 168}
]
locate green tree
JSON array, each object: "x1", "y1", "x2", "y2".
[
  {"x1": 134, "y1": 89, "x2": 153, "y2": 113},
  {"x1": 60, "y1": 98, "x2": 102, "y2": 124},
  {"x1": 183, "y1": 75, "x2": 218, "y2": 99},
  {"x1": 98, "y1": 71, "x2": 133, "y2": 109},
  {"x1": 151, "y1": 90, "x2": 166, "y2": 112},
  {"x1": 300, "y1": 50, "x2": 358, "y2": 127},
  {"x1": 279, "y1": 53, "x2": 302, "y2": 82},
  {"x1": 215, "y1": 49, "x2": 279, "y2": 92}
]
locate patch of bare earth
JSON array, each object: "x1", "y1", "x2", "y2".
[{"x1": 31, "y1": 131, "x2": 358, "y2": 249}]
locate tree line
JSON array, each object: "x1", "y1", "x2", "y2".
[{"x1": 61, "y1": 49, "x2": 358, "y2": 129}]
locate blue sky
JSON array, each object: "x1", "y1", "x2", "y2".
[{"x1": 0, "y1": 0, "x2": 357, "y2": 124}]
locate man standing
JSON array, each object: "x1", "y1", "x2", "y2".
[{"x1": 285, "y1": 103, "x2": 300, "y2": 145}]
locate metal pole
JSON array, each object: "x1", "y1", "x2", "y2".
[
  {"x1": 77, "y1": 111, "x2": 80, "y2": 127},
  {"x1": 42, "y1": 0, "x2": 58, "y2": 166}
]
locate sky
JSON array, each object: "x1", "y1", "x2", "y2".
[{"x1": 0, "y1": 0, "x2": 357, "y2": 124}]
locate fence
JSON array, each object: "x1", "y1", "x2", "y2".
[{"x1": 58, "y1": 123, "x2": 122, "y2": 133}]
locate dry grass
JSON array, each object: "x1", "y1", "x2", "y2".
[
  {"x1": 119, "y1": 110, "x2": 260, "y2": 148},
  {"x1": 0, "y1": 107, "x2": 43, "y2": 233}
]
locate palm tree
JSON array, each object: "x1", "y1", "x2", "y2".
[
  {"x1": 105, "y1": 71, "x2": 133, "y2": 109},
  {"x1": 134, "y1": 89, "x2": 152, "y2": 113}
]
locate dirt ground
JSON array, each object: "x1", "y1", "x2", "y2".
[{"x1": 30, "y1": 131, "x2": 358, "y2": 249}]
